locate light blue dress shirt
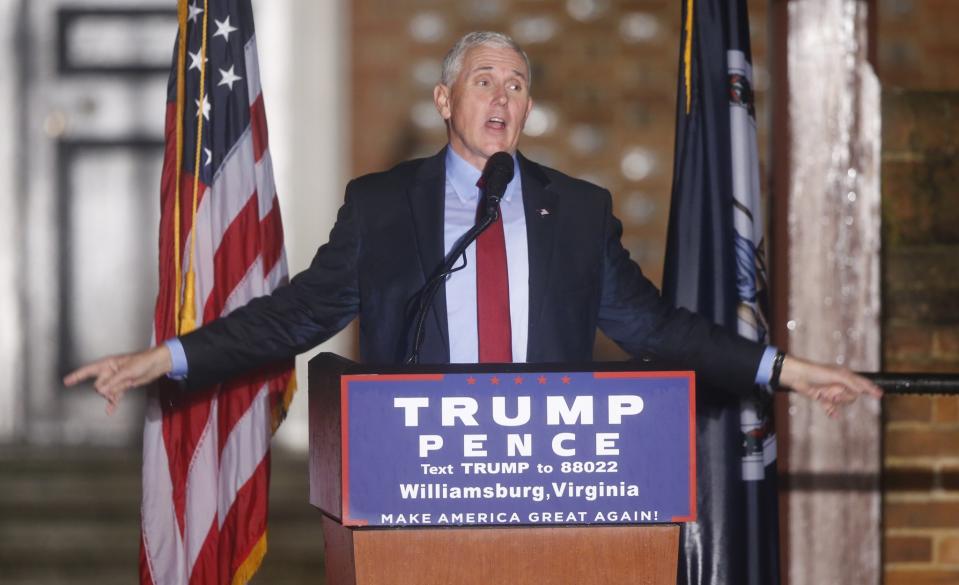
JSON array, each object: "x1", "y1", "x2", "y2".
[{"x1": 443, "y1": 148, "x2": 528, "y2": 363}]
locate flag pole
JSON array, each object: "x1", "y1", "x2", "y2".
[
  {"x1": 180, "y1": 0, "x2": 210, "y2": 335},
  {"x1": 173, "y1": 0, "x2": 188, "y2": 336},
  {"x1": 684, "y1": 0, "x2": 694, "y2": 115}
]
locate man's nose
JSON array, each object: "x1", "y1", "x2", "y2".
[{"x1": 492, "y1": 86, "x2": 508, "y2": 105}]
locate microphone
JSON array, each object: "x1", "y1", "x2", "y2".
[
  {"x1": 405, "y1": 151, "x2": 516, "y2": 365},
  {"x1": 478, "y1": 151, "x2": 515, "y2": 217}
]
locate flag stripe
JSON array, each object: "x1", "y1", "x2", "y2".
[
  {"x1": 250, "y1": 95, "x2": 268, "y2": 162},
  {"x1": 219, "y1": 456, "x2": 270, "y2": 580},
  {"x1": 244, "y1": 36, "x2": 262, "y2": 106},
  {"x1": 187, "y1": 516, "x2": 219, "y2": 585},
  {"x1": 184, "y1": 400, "x2": 220, "y2": 573},
  {"x1": 218, "y1": 385, "x2": 271, "y2": 525},
  {"x1": 142, "y1": 393, "x2": 187, "y2": 584},
  {"x1": 161, "y1": 391, "x2": 214, "y2": 536},
  {"x1": 265, "y1": 249, "x2": 288, "y2": 291},
  {"x1": 140, "y1": 534, "x2": 157, "y2": 585},
  {"x1": 254, "y1": 152, "x2": 277, "y2": 219},
  {"x1": 217, "y1": 378, "x2": 261, "y2": 455},
  {"x1": 203, "y1": 194, "x2": 261, "y2": 323},
  {"x1": 259, "y1": 197, "x2": 285, "y2": 279}
]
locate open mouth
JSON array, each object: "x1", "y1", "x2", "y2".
[{"x1": 486, "y1": 116, "x2": 506, "y2": 130}]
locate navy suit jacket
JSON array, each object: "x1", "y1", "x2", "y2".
[{"x1": 180, "y1": 149, "x2": 764, "y2": 392}]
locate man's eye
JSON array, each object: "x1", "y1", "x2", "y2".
[
  {"x1": 509, "y1": 83, "x2": 522, "y2": 91},
  {"x1": 477, "y1": 79, "x2": 489, "y2": 87}
]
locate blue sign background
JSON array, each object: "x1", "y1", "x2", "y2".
[{"x1": 343, "y1": 371, "x2": 694, "y2": 527}]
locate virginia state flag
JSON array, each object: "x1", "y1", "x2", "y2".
[{"x1": 662, "y1": 0, "x2": 780, "y2": 583}]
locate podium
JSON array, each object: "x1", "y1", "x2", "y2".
[{"x1": 308, "y1": 353, "x2": 695, "y2": 585}]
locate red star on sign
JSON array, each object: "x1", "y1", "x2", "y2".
[
  {"x1": 514, "y1": 376, "x2": 523, "y2": 384},
  {"x1": 561, "y1": 375, "x2": 571, "y2": 385},
  {"x1": 491, "y1": 376, "x2": 500, "y2": 385},
  {"x1": 537, "y1": 375, "x2": 547, "y2": 384},
  {"x1": 466, "y1": 376, "x2": 477, "y2": 385}
]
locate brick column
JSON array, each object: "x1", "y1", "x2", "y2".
[
  {"x1": 784, "y1": 1, "x2": 882, "y2": 583},
  {"x1": 881, "y1": 90, "x2": 959, "y2": 585}
]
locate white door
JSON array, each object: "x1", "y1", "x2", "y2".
[{"x1": 11, "y1": 0, "x2": 175, "y2": 445}]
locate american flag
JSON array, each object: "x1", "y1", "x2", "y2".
[{"x1": 143, "y1": 0, "x2": 294, "y2": 583}]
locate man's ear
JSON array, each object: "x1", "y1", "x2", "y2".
[
  {"x1": 521, "y1": 97, "x2": 534, "y2": 127},
  {"x1": 433, "y1": 84, "x2": 451, "y2": 120}
]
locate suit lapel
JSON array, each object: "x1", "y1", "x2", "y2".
[
  {"x1": 519, "y1": 154, "x2": 558, "y2": 358},
  {"x1": 407, "y1": 149, "x2": 450, "y2": 357}
]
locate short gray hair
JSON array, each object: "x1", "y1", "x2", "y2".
[{"x1": 440, "y1": 31, "x2": 531, "y2": 88}]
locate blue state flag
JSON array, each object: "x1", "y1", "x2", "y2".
[{"x1": 662, "y1": 0, "x2": 780, "y2": 583}]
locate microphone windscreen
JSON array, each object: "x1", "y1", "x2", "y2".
[{"x1": 480, "y1": 152, "x2": 515, "y2": 202}]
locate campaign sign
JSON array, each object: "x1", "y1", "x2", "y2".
[{"x1": 340, "y1": 371, "x2": 695, "y2": 527}]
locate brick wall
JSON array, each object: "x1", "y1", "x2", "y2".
[
  {"x1": 873, "y1": 2, "x2": 959, "y2": 580},
  {"x1": 879, "y1": 0, "x2": 959, "y2": 92},
  {"x1": 881, "y1": 90, "x2": 959, "y2": 584}
]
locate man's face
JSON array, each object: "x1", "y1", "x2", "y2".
[{"x1": 434, "y1": 45, "x2": 533, "y2": 171}]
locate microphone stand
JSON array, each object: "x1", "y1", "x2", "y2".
[{"x1": 405, "y1": 200, "x2": 500, "y2": 364}]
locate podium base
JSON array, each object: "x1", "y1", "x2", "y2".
[{"x1": 322, "y1": 515, "x2": 679, "y2": 585}]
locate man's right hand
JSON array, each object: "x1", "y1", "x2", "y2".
[{"x1": 63, "y1": 345, "x2": 174, "y2": 415}]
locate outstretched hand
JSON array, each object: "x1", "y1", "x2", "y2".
[
  {"x1": 63, "y1": 346, "x2": 173, "y2": 415},
  {"x1": 779, "y1": 355, "x2": 883, "y2": 417}
]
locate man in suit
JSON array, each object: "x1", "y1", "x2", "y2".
[{"x1": 65, "y1": 31, "x2": 881, "y2": 411}]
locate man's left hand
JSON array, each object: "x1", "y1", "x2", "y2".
[{"x1": 779, "y1": 355, "x2": 883, "y2": 417}]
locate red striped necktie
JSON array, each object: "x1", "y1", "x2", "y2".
[{"x1": 475, "y1": 195, "x2": 512, "y2": 363}]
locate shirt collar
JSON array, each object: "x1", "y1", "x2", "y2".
[{"x1": 445, "y1": 146, "x2": 522, "y2": 205}]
